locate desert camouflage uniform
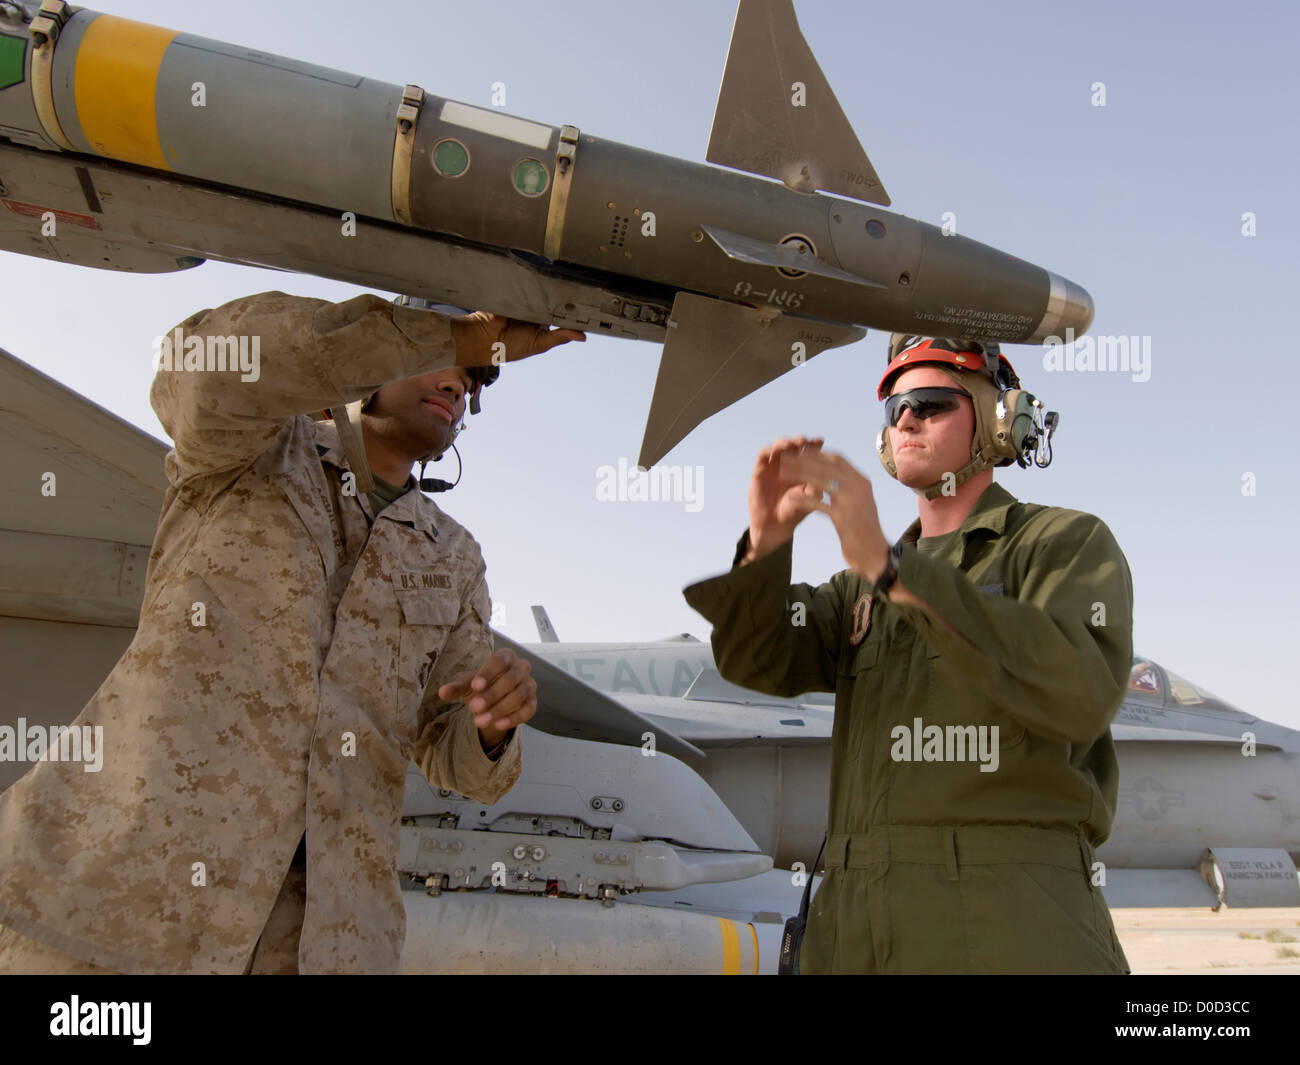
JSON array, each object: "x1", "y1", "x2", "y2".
[{"x1": 0, "y1": 292, "x2": 520, "y2": 974}]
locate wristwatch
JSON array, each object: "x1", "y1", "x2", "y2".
[
  {"x1": 482, "y1": 730, "x2": 514, "y2": 761},
  {"x1": 872, "y1": 542, "x2": 903, "y2": 599}
]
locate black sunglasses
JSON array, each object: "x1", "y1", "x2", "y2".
[{"x1": 883, "y1": 386, "x2": 970, "y2": 427}]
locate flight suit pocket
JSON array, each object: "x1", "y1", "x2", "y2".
[
  {"x1": 961, "y1": 862, "x2": 1124, "y2": 973},
  {"x1": 844, "y1": 639, "x2": 880, "y2": 676},
  {"x1": 924, "y1": 646, "x2": 1026, "y2": 750},
  {"x1": 837, "y1": 639, "x2": 880, "y2": 763}
]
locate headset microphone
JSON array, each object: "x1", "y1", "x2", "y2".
[{"x1": 419, "y1": 442, "x2": 463, "y2": 493}]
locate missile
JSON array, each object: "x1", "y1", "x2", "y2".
[{"x1": 0, "y1": 0, "x2": 1094, "y2": 466}]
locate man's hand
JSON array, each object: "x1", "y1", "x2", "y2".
[
  {"x1": 779, "y1": 448, "x2": 892, "y2": 582},
  {"x1": 744, "y1": 436, "x2": 825, "y2": 561},
  {"x1": 437, "y1": 648, "x2": 538, "y2": 749},
  {"x1": 450, "y1": 312, "x2": 585, "y2": 366}
]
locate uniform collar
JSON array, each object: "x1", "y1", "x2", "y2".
[
  {"x1": 899, "y1": 480, "x2": 1018, "y2": 547},
  {"x1": 313, "y1": 420, "x2": 440, "y2": 540},
  {"x1": 380, "y1": 482, "x2": 440, "y2": 539},
  {"x1": 313, "y1": 418, "x2": 349, "y2": 470}
]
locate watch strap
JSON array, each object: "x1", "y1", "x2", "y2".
[{"x1": 872, "y1": 541, "x2": 904, "y2": 598}]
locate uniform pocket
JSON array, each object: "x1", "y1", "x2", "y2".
[
  {"x1": 180, "y1": 468, "x2": 326, "y2": 635},
  {"x1": 960, "y1": 862, "x2": 1124, "y2": 973},
  {"x1": 844, "y1": 640, "x2": 879, "y2": 676},
  {"x1": 395, "y1": 591, "x2": 459, "y2": 627},
  {"x1": 392, "y1": 581, "x2": 461, "y2": 732}
]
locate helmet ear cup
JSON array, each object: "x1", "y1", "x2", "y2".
[
  {"x1": 992, "y1": 389, "x2": 1040, "y2": 465},
  {"x1": 876, "y1": 426, "x2": 897, "y2": 477}
]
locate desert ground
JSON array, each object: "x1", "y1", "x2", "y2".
[{"x1": 1113, "y1": 907, "x2": 1300, "y2": 974}]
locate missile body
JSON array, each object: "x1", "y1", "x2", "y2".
[{"x1": 0, "y1": 1, "x2": 1093, "y2": 462}]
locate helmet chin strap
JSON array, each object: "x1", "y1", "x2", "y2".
[{"x1": 914, "y1": 453, "x2": 993, "y2": 500}]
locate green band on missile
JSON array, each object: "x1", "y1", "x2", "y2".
[{"x1": 0, "y1": 34, "x2": 25, "y2": 92}]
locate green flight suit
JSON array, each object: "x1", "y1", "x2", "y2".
[{"x1": 683, "y1": 481, "x2": 1132, "y2": 974}]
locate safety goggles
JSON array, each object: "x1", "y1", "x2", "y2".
[{"x1": 882, "y1": 386, "x2": 970, "y2": 427}]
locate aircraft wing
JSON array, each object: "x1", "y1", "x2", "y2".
[
  {"x1": 0, "y1": 347, "x2": 171, "y2": 790},
  {"x1": 0, "y1": 347, "x2": 167, "y2": 628}
]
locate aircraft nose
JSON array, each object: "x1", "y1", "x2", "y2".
[{"x1": 1028, "y1": 272, "x2": 1095, "y2": 342}]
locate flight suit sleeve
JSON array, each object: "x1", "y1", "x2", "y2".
[
  {"x1": 412, "y1": 556, "x2": 521, "y2": 803},
  {"x1": 683, "y1": 532, "x2": 846, "y2": 696},
  {"x1": 150, "y1": 290, "x2": 460, "y2": 477},
  {"x1": 893, "y1": 510, "x2": 1133, "y2": 745}
]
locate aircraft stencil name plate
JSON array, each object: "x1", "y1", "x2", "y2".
[
  {"x1": 1201, "y1": 847, "x2": 1300, "y2": 908},
  {"x1": 397, "y1": 824, "x2": 769, "y2": 898},
  {"x1": 1117, "y1": 704, "x2": 1170, "y2": 726}
]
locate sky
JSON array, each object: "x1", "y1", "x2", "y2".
[{"x1": 3, "y1": 0, "x2": 1298, "y2": 730}]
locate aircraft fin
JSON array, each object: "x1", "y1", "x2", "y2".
[
  {"x1": 707, "y1": 0, "x2": 891, "y2": 205},
  {"x1": 530, "y1": 605, "x2": 559, "y2": 642},
  {"x1": 702, "y1": 225, "x2": 886, "y2": 288},
  {"x1": 637, "y1": 291, "x2": 865, "y2": 468},
  {"x1": 494, "y1": 631, "x2": 703, "y2": 761}
]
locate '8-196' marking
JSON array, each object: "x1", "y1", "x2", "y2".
[{"x1": 734, "y1": 280, "x2": 804, "y2": 309}]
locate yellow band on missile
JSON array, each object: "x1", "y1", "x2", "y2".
[
  {"x1": 717, "y1": 917, "x2": 740, "y2": 974},
  {"x1": 748, "y1": 922, "x2": 759, "y2": 974},
  {"x1": 73, "y1": 15, "x2": 176, "y2": 170}
]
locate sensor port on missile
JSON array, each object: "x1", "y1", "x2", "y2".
[{"x1": 777, "y1": 233, "x2": 816, "y2": 279}]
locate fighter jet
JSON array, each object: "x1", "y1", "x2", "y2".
[
  {"x1": 0, "y1": 0, "x2": 1093, "y2": 466},
  {"x1": 3, "y1": 347, "x2": 1296, "y2": 973},
  {"x1": 509, "y1": 613, "x2": 1300, "y2": 914}
]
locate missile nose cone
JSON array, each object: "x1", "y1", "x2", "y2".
[{"x1": 1029, "y1": 272, "x2": 1095, "y2": 342}]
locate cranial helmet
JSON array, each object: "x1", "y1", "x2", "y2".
[
  {"x1": 875, "y1": 334, "x2": 1058, "y2": 500},
  {"x1": 389, "y1": 295, "x2": 499, "y2": 414}
]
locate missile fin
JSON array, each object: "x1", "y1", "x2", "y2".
[
  {"x1": 707, "y1": 0, "x2": 890, "y2": 206},
  {"x1": 637, "y1": 292, "x2": 865, "y2": 468},
  {"x1": 702, "y1": 224, "x2": 887, "y2": 289}
]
